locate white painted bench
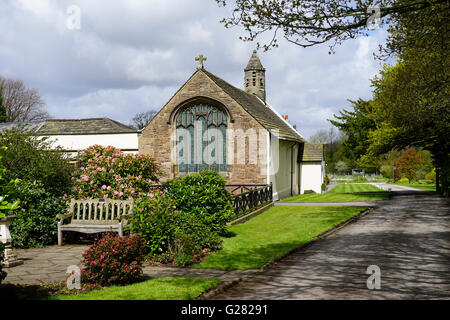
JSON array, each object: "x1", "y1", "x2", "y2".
[{"x1": 57, "y1": 198, "x2": 134, "y2": 246}]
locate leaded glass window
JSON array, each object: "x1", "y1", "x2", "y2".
[{"x1": 176, "y1": 104, "x2": 227, "y2": 173}]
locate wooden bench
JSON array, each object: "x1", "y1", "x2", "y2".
[{"x1": 57, "y1": 198, "x2": 134, "y2": 246}]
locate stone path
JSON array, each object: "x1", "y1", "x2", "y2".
[
  {"x1": 2, "y1": 245, "x2": 87, "y2": 286},
  {"x1": 213, "y1": 194, "x2": 450, "y2": 299},
  {"x1": 2, "y1": 245, "x2": 257, "y2": 286}
]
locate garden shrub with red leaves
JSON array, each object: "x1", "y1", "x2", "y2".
[{"x1": 81, "y1": 233, "x2": 146, "y2": 286}]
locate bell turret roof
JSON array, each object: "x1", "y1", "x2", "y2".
[{"x1": 245, "y1": 50, "x2": 265, "y2": 71}]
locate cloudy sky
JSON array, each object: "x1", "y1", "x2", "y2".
[{"x1": 0, "y1": 0, "x2": 390, "y2": 139}]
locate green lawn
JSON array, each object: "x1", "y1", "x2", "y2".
[
  {"x1": 328, "y1": 183, "x2": 384, "y2": 193},
  {"x1": 282, "y1": 183, "x2": 388, "y2": 202},
  {"x1": 394, "y1": 182, "x2": 436, "y2": 191},
  {"x1": 194, "y1": 205, "x2": 366, "y2": 270},
  {"x1": 282, "y1": 192, "x2": 388, "y2": 202},
  {"x1": 49, "y1": 277, "x2": 219, "y2": 300}
]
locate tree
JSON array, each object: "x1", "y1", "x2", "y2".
[
  {"x1": 379, "y1": 149, "x2": 401, "y2": 179},
  {"x1": 0, "y1": 86, "x2": 6, "y2": 122},
  {"x1": 0, "y1": 76, "x2": 49, "y2": 122},
  {"x1": 310, "y1": 127, "x2": 348, "y2": 174},
  {"x1": 327, "y1": 0, "x2": 448, "y2": 193},
  {"x1": 214, "y1": 0, "x2": 447, "y2": 53},
  {"x1": 395, "y1": 148, "x2": 426, "y2": 181},
  {"x1": 129, "y1": 110, "x2": 157, "y2": 130},
  {"x1": 216, "y1": 0, "x2": 450, "y2": 193},
  {"x1": 309, "y1": 129, "x2": 329, "y2": 143},
  {"x1": 0, "y1": 128, "x2": 72, "y2": 196},
  {"x1": 329, "y1": 99, "x2": 377, "y2": 169},
  {"x1": 367, "y1": 12, "x2": 449, "y2": 194},
  {"x1": 335, "y1": 160, "x2": 349, "y2": 175}
]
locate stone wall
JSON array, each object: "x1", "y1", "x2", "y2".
[{"x1": 139, "y1": 69, "x2": 268, "y2": 185}]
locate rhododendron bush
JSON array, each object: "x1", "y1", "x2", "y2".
[{"x1": 67, "y1": 145, "x2": 163, "y2": 201}]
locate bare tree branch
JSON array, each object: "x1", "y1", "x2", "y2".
[
  {"x1": 0, "y1": 76, "x2": 50, "y2": 122},
  {"x1": 215, "y1": 0, "x2": 447, "y2": 54},
  {"x1": 129, "y1": 110, "x2": 158, "y2": 130}
]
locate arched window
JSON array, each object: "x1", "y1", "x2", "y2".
[{"x1": 176, "y1": 104, "x2": 227, "y2": 173}]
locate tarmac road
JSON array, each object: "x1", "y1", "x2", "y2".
[{"x1": 213, "y1": 194, "x2": 450, "y2": 299}]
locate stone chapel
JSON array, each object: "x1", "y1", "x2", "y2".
[{"x1": 139, "y1": 51, "x2": 324, "y2": 199}]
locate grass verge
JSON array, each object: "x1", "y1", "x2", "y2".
[
  {"x1": 328, "y1": 183, "x2": 385, "y2": 193},
  {"x1": 194, "y1": 205, "x2": 367, "y2": 270},
  {"x1": 49, "y1": 277, "x2": 219, "y2": 300},
  {"x1": 394, "y1": 182, "x2": 436, "y2": 191},
  {"x1": 282, "y1": 192, "x2": 388, "y2": 202}
]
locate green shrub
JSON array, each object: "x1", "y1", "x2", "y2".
[
  {"x1": 162, "y1": 223, "x2": 221, "y2": 267},
  {"x1": 0, "y1": 242, "x2": 6, "y2": 284},
  {"x1": 0, "y1": 129, "x2": 72, "y2": 196},
  {"x1": 174, "y1": 213, "x2": 222, "y2": 251},
  {"x1": 425, "y1": 169, "x2": 436, "y2": 183},
  {"x1": 128, "y1": 192, "x2": 178, "y2": 255},
  {"x1": 399, "y1": 178, "x2": 409, "y2": 183},
  {"x1": 165, "y1": 171, "x2": 235, "y2": 234},
  {"x1": 128, "y1": 193, "x2": 222, "y2": 266},
  {"x1": 0, "y1": 146, "x2": 20, "y2": 219},
  {"x1": 168, "y1": 231, "x2": 202, "y2": 267},
  {"x1": 81, "y1": 233, "x2": 146, "y2": 286},
  {"x1": 69, "y1": 145, "x2": 163, "y2": 201},
  {"x1": 9, "y1": 180, "x2": 68, "y2": 248},
  {"x1": 321, "y1": 183, "x2": 326, "y2": 192}
]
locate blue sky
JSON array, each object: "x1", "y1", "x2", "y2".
[{"x1": 0, "y1": 0, "x2": 390, "y2": 139}]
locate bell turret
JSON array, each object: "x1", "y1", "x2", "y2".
[{"x1": 244, "y1": 50, "x2": 266, "y2": 102}]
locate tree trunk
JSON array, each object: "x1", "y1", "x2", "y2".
[{"x1": 436, "y1": 167, "x2": 440, "y2": 193}]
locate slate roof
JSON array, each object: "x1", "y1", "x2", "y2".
[
  {"x1": 202, "y1": 70, "x2": 304, "y2": 142},
  {"x1": 0, "y1": 122, "x2": 44, "y2": 133},
  {"x1": 245, "y1": 50, "x2": 265, "y2": 71},
  {"x1": 0, "y1": 118, "x2": 137, "y2": 135},
  {"x1": 299, "y1": 143, "x2": 324, "y2": 162}
]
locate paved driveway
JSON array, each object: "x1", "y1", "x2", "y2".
[{"x1": 213, "y1": 194, "x2": 450, "y2": 299}]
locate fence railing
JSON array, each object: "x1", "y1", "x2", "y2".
[
  {"x1": 225, "y1": 184, "x2": 270, "y2": 195},
  {"x1": 146, "y1": 183, "x2": 273, "y2": 216},
  {"x1": 229, "y1": 184, "x2": 273, "y2": 217}
]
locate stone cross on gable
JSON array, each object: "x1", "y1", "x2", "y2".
[{"x1": 195, "y1": 54, "x2": 207, "y2": 70}]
